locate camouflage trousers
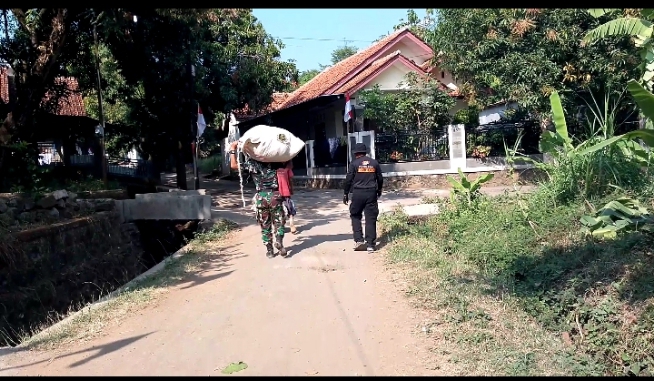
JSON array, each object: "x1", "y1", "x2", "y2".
[{"x1": 255, "y1": 190, "x2": 286, "y2": 246}]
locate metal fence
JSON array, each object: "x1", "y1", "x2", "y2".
[
  {"x1": 375, "y1": 128, "x2": 449, "y2": 163},
  {"x1": 465, "y1": 121, "x2": 541, "y2": 159}
]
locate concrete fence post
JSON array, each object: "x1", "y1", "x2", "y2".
[{"x1": 448, "y1": 124, "x2": 467, "y2": 171}]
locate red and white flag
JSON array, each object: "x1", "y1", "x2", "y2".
[
  {"x1": 343, "y1": 93, "x2": 353, "y2": 123},
  {"x1": 197, "y1": 104, "x2": 207, "y2": 138}
]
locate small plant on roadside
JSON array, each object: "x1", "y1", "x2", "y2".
[
  {"x1": 580, "y1": 196, "x2": 654, "y2": 239},
  {"x1": 446, "y1": 168, "x2": 494, "y2": 206}
]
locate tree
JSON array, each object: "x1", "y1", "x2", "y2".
[
  {"x1": 359, "y1": 72, "x2": 455, "y2": 132},
  {"x1": 0, "y1": 8, "x2": 298, "y2": 190},
  {"x1": 298, "y1": 69, "x2": 320, "y2": 85},
  {"x1": 330, "y1": 45, "x2": 357, "y2": 64},
  {"x1": 426, "y1": 9, "x2": 642, "y2": 125}
]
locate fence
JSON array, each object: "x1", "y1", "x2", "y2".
[
  {"x1": 465, "y1": 121, "x2": 541, "y2": 159},
  {"x1": 375, "y1": 127, "x2": 449, "y2": 163}
]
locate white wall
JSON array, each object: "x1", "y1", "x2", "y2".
[
  {"x1": 358, "y1": 63, "x2": 412, "y2": 92},
  {"x1": 478, "y1": 102, "x2": 519, "y2": 124},
  {"x1": 385, "y1": 40, "x2": 429, "y2": 66},
  {"x1": 431, "y1": 65, "x2": 460, "y2": 91}
]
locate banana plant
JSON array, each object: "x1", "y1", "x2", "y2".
[
  {"x1": 584, "y1": 8, "x2": 654, "y2": 128},
  {"x1": 584, "y1": 9, "x2": 654, "y2": 89},
  {"x1": 577, "y1": 80, "x2": 654, "y2": 155},
  {"x1": 446, "y1": 167, "x2": 494, "y2": 206},
  {"x1": 580, "y1": 196, "x2": 654, "y2": 239}
]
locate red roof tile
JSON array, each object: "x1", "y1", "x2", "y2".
[
  {"x1": 1, "y1": 67, "x2": 86, "y2": 117},
  {"x1": 336, "y1": 52, "x2": 456, "y2": 100},
  {"x1": 275, "y1": 28, "x2": 412, "y2": 111},
  {"x1": 233, "y1": 92, "x2": 290, "y2": 121},
  {"x1": 42, "y1": 77, "x2": 87, "y2": 116}
]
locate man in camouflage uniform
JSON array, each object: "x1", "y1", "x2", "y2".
[{"x1": 229, "y1": 141, "x2": 287, "y2": 258}]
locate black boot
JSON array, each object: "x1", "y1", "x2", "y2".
[
  {"x1": 266, "y1": 243, "x2": 276, "y2": 258},
  {"x1": 274, "y1": 239, "x2": 288, "y2": 257}
]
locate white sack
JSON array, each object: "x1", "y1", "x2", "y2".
[{"x1": 238, "y1": 125, "x2": 304, "y2": 163}]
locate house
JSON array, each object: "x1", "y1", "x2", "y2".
[
  {"x1": 235, "y1": 27, "x2": 474, "y2": 177},
  {"x1": 1, "y1": 64, "x2": 105, "y2": 165}
]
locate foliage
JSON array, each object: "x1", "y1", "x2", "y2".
[
  {"x1": 0, "y1": 8, "x2": 298, "y2": 188},
  {"x1": 580, "y1": 196, "x2": 654, "y2": 239},
  {"x1": 427, "y1": 9, "x2": 642, "y2": 120},
  {"x1": 446, "y1": 168, "x2": 494, "y2": 206},
  {"x1": 584, "y1": 9, "x2": 654, "y2": 90},
  {"x1": 298, "y1": 69, "x2": 321, "y2": 85},
  {"x1": 393, "y1": 9, "x2": 437, "y2": 41},
  {"x1": 330, "y1": 45, "x2": 357, "y2": 64},
  {"x1": 380, "y1": 189, "x2": 654, "y2": 375},
  {"x1": 508, "y1": 90, "x2": 650, "y2": 202},
  {"x1": 359, "y1": 72, "x2": 456, "y2": 132}
]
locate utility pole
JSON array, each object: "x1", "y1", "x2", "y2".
[{"x1": 93, "y1": 23, "x2": 108, "y2": 187}]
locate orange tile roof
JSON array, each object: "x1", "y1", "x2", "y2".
[
  {"x1": 334, "y1": 51, "x2": 403, "y2": 95},
  {"x1": 42, "y1": 77, "x2": 87, "y2": 116},
  {"x1": 275, "y1": 28, "x2": 411, "y2": 111},
  {"x1": 233, "y1": 92, "x2": 290, "y2": 121},
  {"x1": 1, "y1": 68, "x2": 86, "y2": 117}
]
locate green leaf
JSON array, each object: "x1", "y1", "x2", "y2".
[
  {"x1": 221, "y1": 362, "x2": 248, "y2": 374},
  {"x1": 576, "y1": 129, "x2": 654, "y2": 156},
  {"x1": 628, "y1": 79, "x2": 654, "y2": 122},
  {"x1": 583, "y1": 18, "x2": 654, "y2": 44},
  {"x1": 592, "y1": 226, "x2": 619, "y2": 239},
  {"x1": 580, "y1": 215, "x2": 602, "y2": 228},
  {"x1": 549, "y1": 91, "x2": 571, "y2": 144},
  {"x1": 587, "y1": 9, "x2": 620, "y2": 18},
  {"x1": 446, "y1": 175, "x2": 466, "y2": 192}
]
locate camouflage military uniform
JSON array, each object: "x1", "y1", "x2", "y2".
[{"x1": 241, "y1": 159, "x2": 286, "y2": 249}]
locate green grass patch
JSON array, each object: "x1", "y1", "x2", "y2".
[
  {"x1": 379, "y1": 190, "x2": 654, "y2": 376},
  {"x1": 197, "y1": 155, "x2": 222, "y2": 174}
]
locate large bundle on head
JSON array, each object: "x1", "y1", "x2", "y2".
[
  {"x1": 235, "y1": 125, "x2": 305, "y2": 209},
  {"x1": 238, "y1": 125, "x2": 305, "y2": 163}
]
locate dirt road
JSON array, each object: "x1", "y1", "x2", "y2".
[{"x1": 1, "y1": 187, "x2": 446, "y2": 376}]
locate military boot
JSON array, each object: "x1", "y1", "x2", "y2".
[
  {"x1": 274, "y1": 239, "x2": 288, "y2": 258},
  {"x1": 266, "y1": 243, "x2": 275, "y2": 258}
]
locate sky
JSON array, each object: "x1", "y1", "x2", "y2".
[{"x1": 252, "y1": 9, "x2": 427, "y2": 73}]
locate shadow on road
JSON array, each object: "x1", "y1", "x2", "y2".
[
  {"x1": 287, "y1": 233, "x2": 353, "y2": 257},
  {"x1": 1, "y1": 332, "x2": 154, "y2": 371}
]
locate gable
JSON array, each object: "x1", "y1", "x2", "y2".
[{"x1": 275, "y1": 27, "x2": 435, "y2": 111}]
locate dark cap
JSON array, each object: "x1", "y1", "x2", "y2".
[{"x1": 353, "y1": 143, "x2": 367, "y2": 154}]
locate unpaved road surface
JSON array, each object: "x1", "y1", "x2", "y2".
[
  {"x1": 1, "y1": 187, "x2": 445, "y2": 376},
  {"x1": 0, "y1": 183, "x2": 533, "y2": 376}
]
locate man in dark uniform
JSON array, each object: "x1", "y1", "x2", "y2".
[{"x1": 343, "y1": 143, "x2": 384, "y2": 253}]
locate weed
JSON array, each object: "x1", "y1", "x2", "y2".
[{"x1": 380, "y1": 186, "x2": 654, "y2": 375}]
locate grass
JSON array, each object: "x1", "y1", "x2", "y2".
[
  {"x1": 197, "y1": 155, "x2": 221, "y2": 174},
  {"x1": 379, "y1": 189, "x2": 654, "y2": 376},
  {"x1": 11, "y1": 219, "x2": 238, "y2": 351}
]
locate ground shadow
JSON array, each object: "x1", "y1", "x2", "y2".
[
  {"x1": 287, "y1": 233, "x2": 353, "y2": 257},
  {"x1": 485, "y1": 232, "x2": 654, "y2": 308},
  {"x1": 2, "y1": 332, "x2": 154, "y2": 371}
]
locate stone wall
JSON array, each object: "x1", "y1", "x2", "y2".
[{"x1": 0, "y1": 197, "x2": 145, "y2": 346}]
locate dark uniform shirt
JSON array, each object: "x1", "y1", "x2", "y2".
[
  {"x1": 344, "y1": 155, "x2": 384, "y2": 194},
  {"x1": 241, "y1": 159, "x2": 279, "y2": 191}
]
